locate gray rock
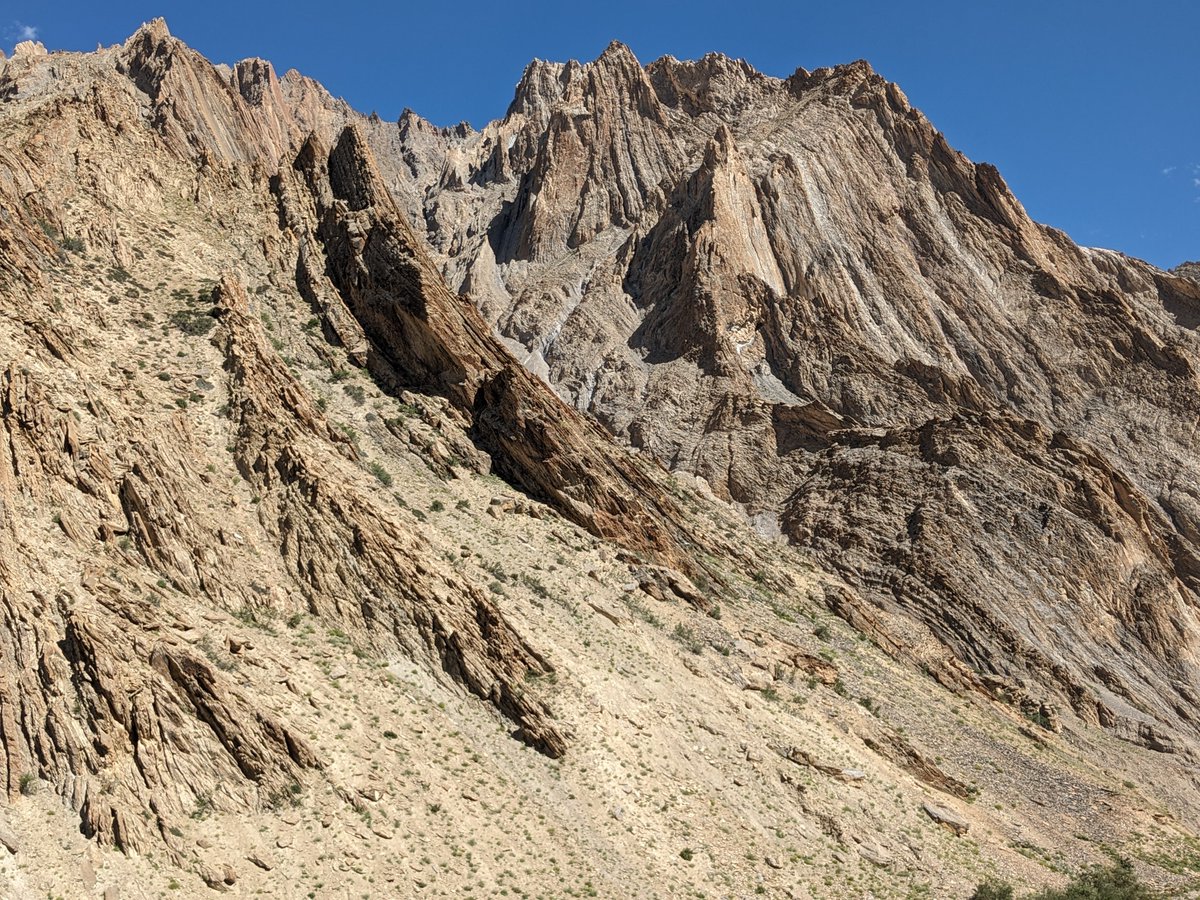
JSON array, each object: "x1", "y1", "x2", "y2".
[{"x1": 922, "y1": 801, "x2": 969, "y2": 836}]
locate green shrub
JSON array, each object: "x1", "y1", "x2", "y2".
[
  {"x1": 971, "y1": 860, "x2": 1154, "y2": 900},
  {"x1": 671, "y1": 623, "x2": 704, "y2": 655},
  {"x1": 970, "y1": 879, "x2": 1014, "y2": 900},
  {"x1": 368, "y1": 462, "x2": 393, "y2": 487},
  {"x1": 169, "y1": 308, "x2": 215, "y2": 336},
  {"x1": 1032, "y1": 860, "x2": 1154, "y2": 900}
]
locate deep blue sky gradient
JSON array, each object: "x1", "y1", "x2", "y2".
[{"x1": 5, "y1": 1, "x2": 1196, "y2": 267}]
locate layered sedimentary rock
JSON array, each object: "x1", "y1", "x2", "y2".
[
  {"x1": 0, "y1": 19, "x2": 709, "y2": 851},
  {"x1": 373, "y1": 43, "x2": 1200, "y2": 757},
  {"x1": 4, "y1": 19, "x2": 1200, "y2": 896}
]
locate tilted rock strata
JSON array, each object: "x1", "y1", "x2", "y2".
[
  {"x1": 3, "y1": 21, "x2": 1200, "y2": 897},
  {"x1": 376, "y1": 42, "x2": 1200, "y2": 757}
]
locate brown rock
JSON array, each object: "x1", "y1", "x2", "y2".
[{"x1": 921, "y1": 802, "x2": 970, "y2": 836}]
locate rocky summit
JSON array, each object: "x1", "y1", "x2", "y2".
[{"x1": 1, "y1": 19, "x2": 1199, "y2": 899}]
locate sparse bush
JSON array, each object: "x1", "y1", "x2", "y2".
[
  {"x1": 429, "y1": 500, "x2": 445, "y2": 513},
  {"x1": 368, "y1": 462, "x2": 393, "y2": 487},
  {"x1": 970, "y1": 859, "x2": 1154, "y2": 900},
  {"x1": 521, "y1": 574, "x2": 550, "y2": 599},
  {"x1": 671, "y1": 623, "x2": 704, "y2": 655},
  {"x1": 169, "y1": 308, "x2": 215, "y2": 336},
  {"x1": 679, "y1": 848, "x2": 694, "y2": 861},
  {"x1": 625, "y1": 597, "x2": 662, "y2": 628},
  {"x1": 18, "y1": 772, "x2": 37, "y2": 796},
  {"x1": 970, "y1": 879, "x2": 1014, "y2": 900},
  {"x1": 343, "y1": 384, "x2": 366, "y2": 404},
  {"x1": 190, "y1": 791, "x2": 214, "y2": 820}
]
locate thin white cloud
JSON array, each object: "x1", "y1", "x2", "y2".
[
  {"x1": 1163, "y1": 166, "x2": 1177, "y2": 176},
  {"x1": 4, "y1": 21, "x2": 38, "y2": 43}
]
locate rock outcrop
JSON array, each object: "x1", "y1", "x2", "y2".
[
  {"x1": 378, "y1": 42, "x2": 1200, "y2": 758},
  {"x1": 5, "y1": 20, "x2": 1200, "y2": 899}
]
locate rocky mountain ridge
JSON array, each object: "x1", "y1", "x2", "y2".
[
  {"x1": 1, "y1": 19, "x2": 1199, "y2": 898},
  {"x1": 375, "y1": 36, "x2": 1200, "y2": 758}
]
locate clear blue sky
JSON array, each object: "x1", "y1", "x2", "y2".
[{"x1": 5, "y1": 1, "x2": 1196, "y2": 268}]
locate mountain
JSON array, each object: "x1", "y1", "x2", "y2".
[
  {"x1": 1, "y1": 20, "x2": 1199, "y2": 898},
  {"x1": 387, "y1": 41, "x2": 1200, "y2": 756}
]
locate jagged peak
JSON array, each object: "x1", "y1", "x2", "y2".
[
  {"x1": 646, "y1": 51, "x2": 779, "y2": 118},
  {"x1": 506, "y1": 41, "x2": 663, "y2": 122},
  {"x1": 506, "y1": 57, "x2": 570, "y2": 119},
  {"x1": 702, "y1": 122, "x2": 737, "y2": 168},
  {"x1": 232, "y1": 57, "x2": 278, "y2": 107},
  {"x1": 647, "y1": 51, "x2": 772, "y2": 81},
  {"x1": 786, "y1": 57, "x2": 886, "y2": 98},
  {"x1": 1172, "y1": 261, "x2": 1200, "y2": 283},
  {"x1": 11, "y1": 39, "x2": 47, "y2": 60},
  {"x1": 279, "y1": 67, "x2": 308, "y2": 86},
  {"x1": 594, "y1": 39, "x2": 640, "y2": 68},
  {"x1": 125, "y1": 17, "x2": 172, "y2": 47},
  {"x1": 397, "y1": 107, "x2": 472, "y2": 140},
  {"x1": 235, "y1": 56, "x2": 273, "y2": 72},
  {"x1": 328, "y1": 123, "x2": 390, "y2": 212}
]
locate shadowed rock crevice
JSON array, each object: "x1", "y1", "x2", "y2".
[
  {"x1": 214, "y1": 278, "x2": 569, "y2": 757},
  {"x1": 283, "y1": 124, "x2": 707, "y2": 576}
]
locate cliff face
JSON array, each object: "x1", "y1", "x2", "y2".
[
  {"x1": 379, "y1": 42, "x2": 1200, "y2": 757},
  {"x1": 4, "y1": 19, "x2": 1200, "y2": 898},
  {"x1": 0, "y1": 19, "x2": 703, "y2": 852}
]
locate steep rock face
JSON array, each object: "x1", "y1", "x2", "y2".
[
  {"x1": 117, "y1": 19, "x2": 297, "y2": 167},
  {"x1": 783, "y1": 414, "x2": 1200, "y2": 745},
  {"x1": 0, "y1": 199, "x2": 321, "y2": 852},
  {"x1": 10, "y1": 24, "x2": 1200, "y2": 897},
  {"x1": 0, "y1": 26, "x2": 721, "y2": 852},
  {"x1": 279, "y1": 123, "x2": 702, "y2": 570},
  {"x1": 375, "y1": 45, "x2": 1200, "y2": 755},
  {"x1": 214, "y1": 276, "x2": 568, "y2": 757}
]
